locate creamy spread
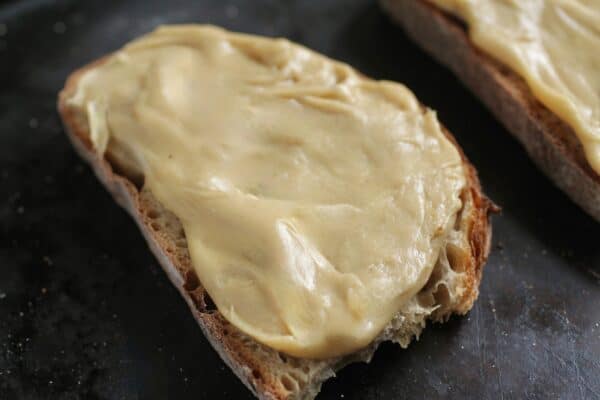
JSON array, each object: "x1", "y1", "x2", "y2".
[
  {"x1": 68, "y1": 25, "x2": 466, "y2": 359},
  {"x1": 430, "y1": 0, "x2": 600, "y2": 174}
]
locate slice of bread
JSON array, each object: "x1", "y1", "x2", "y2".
[
  {"x1": 381, "y1": 0, "x2": 600, "y2": 222},
  {"x1": 58, "y1": 50, "x2": 494, "y2": 399}
]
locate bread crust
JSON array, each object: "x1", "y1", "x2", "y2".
[
  {"x1": 381, "y1": 0, "x2": 600, "y2": 222},
  {"x1": 58, "y1": 51, "x2": 494, "y2": 400}
]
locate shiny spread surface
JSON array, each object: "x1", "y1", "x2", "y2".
[
  {"x1": 68, "y1": 25, "x2": 465, "y2": 358},
  {"x1": 430, "y1": 0, "x2": 600, "y2": 174}
]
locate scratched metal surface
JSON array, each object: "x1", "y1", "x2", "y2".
[{"x1": 0, "y1": 0, "x2": 599, "y2": 399}]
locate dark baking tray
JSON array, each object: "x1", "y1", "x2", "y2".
[{"x1": 1, "y1": 0, "x2": 599, "y2": 399}]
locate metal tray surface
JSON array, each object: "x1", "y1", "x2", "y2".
[{"x1": 0, "y1": 0, "x2": 599, "y2": 399}]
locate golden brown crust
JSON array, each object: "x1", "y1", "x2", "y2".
[
  {"x1": 381, "y1": 0, "x2": 600, "y2": 222},
  {"x1": 58, "y1": 50, "x2": 493, "y2": 400}
]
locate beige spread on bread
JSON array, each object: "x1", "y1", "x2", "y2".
[
  {"x1": 67, "y1": 25, "x2": 466, "y2": 359},
  {"x1": 429, "y1": 0, "x2": 600, "y2": 174}
]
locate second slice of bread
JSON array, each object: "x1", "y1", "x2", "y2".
[{"x1": 381, "y1": 0, "x2": 600, "y2": 222}]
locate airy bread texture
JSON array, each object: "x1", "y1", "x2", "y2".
[
  {"x1": 381, "y1": 0, "x2": 600, "y2": 222},
  {"x1": 58, "y1": 54, "x2": 494, "y2": 399}
]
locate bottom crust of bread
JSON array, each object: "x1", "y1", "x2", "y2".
[
  {"x1": 380, "y1": 0, "x2": 600, "y2": 223},
  {"x1": 58, "y1": 55, "x2": 494, "y2": 400}
]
